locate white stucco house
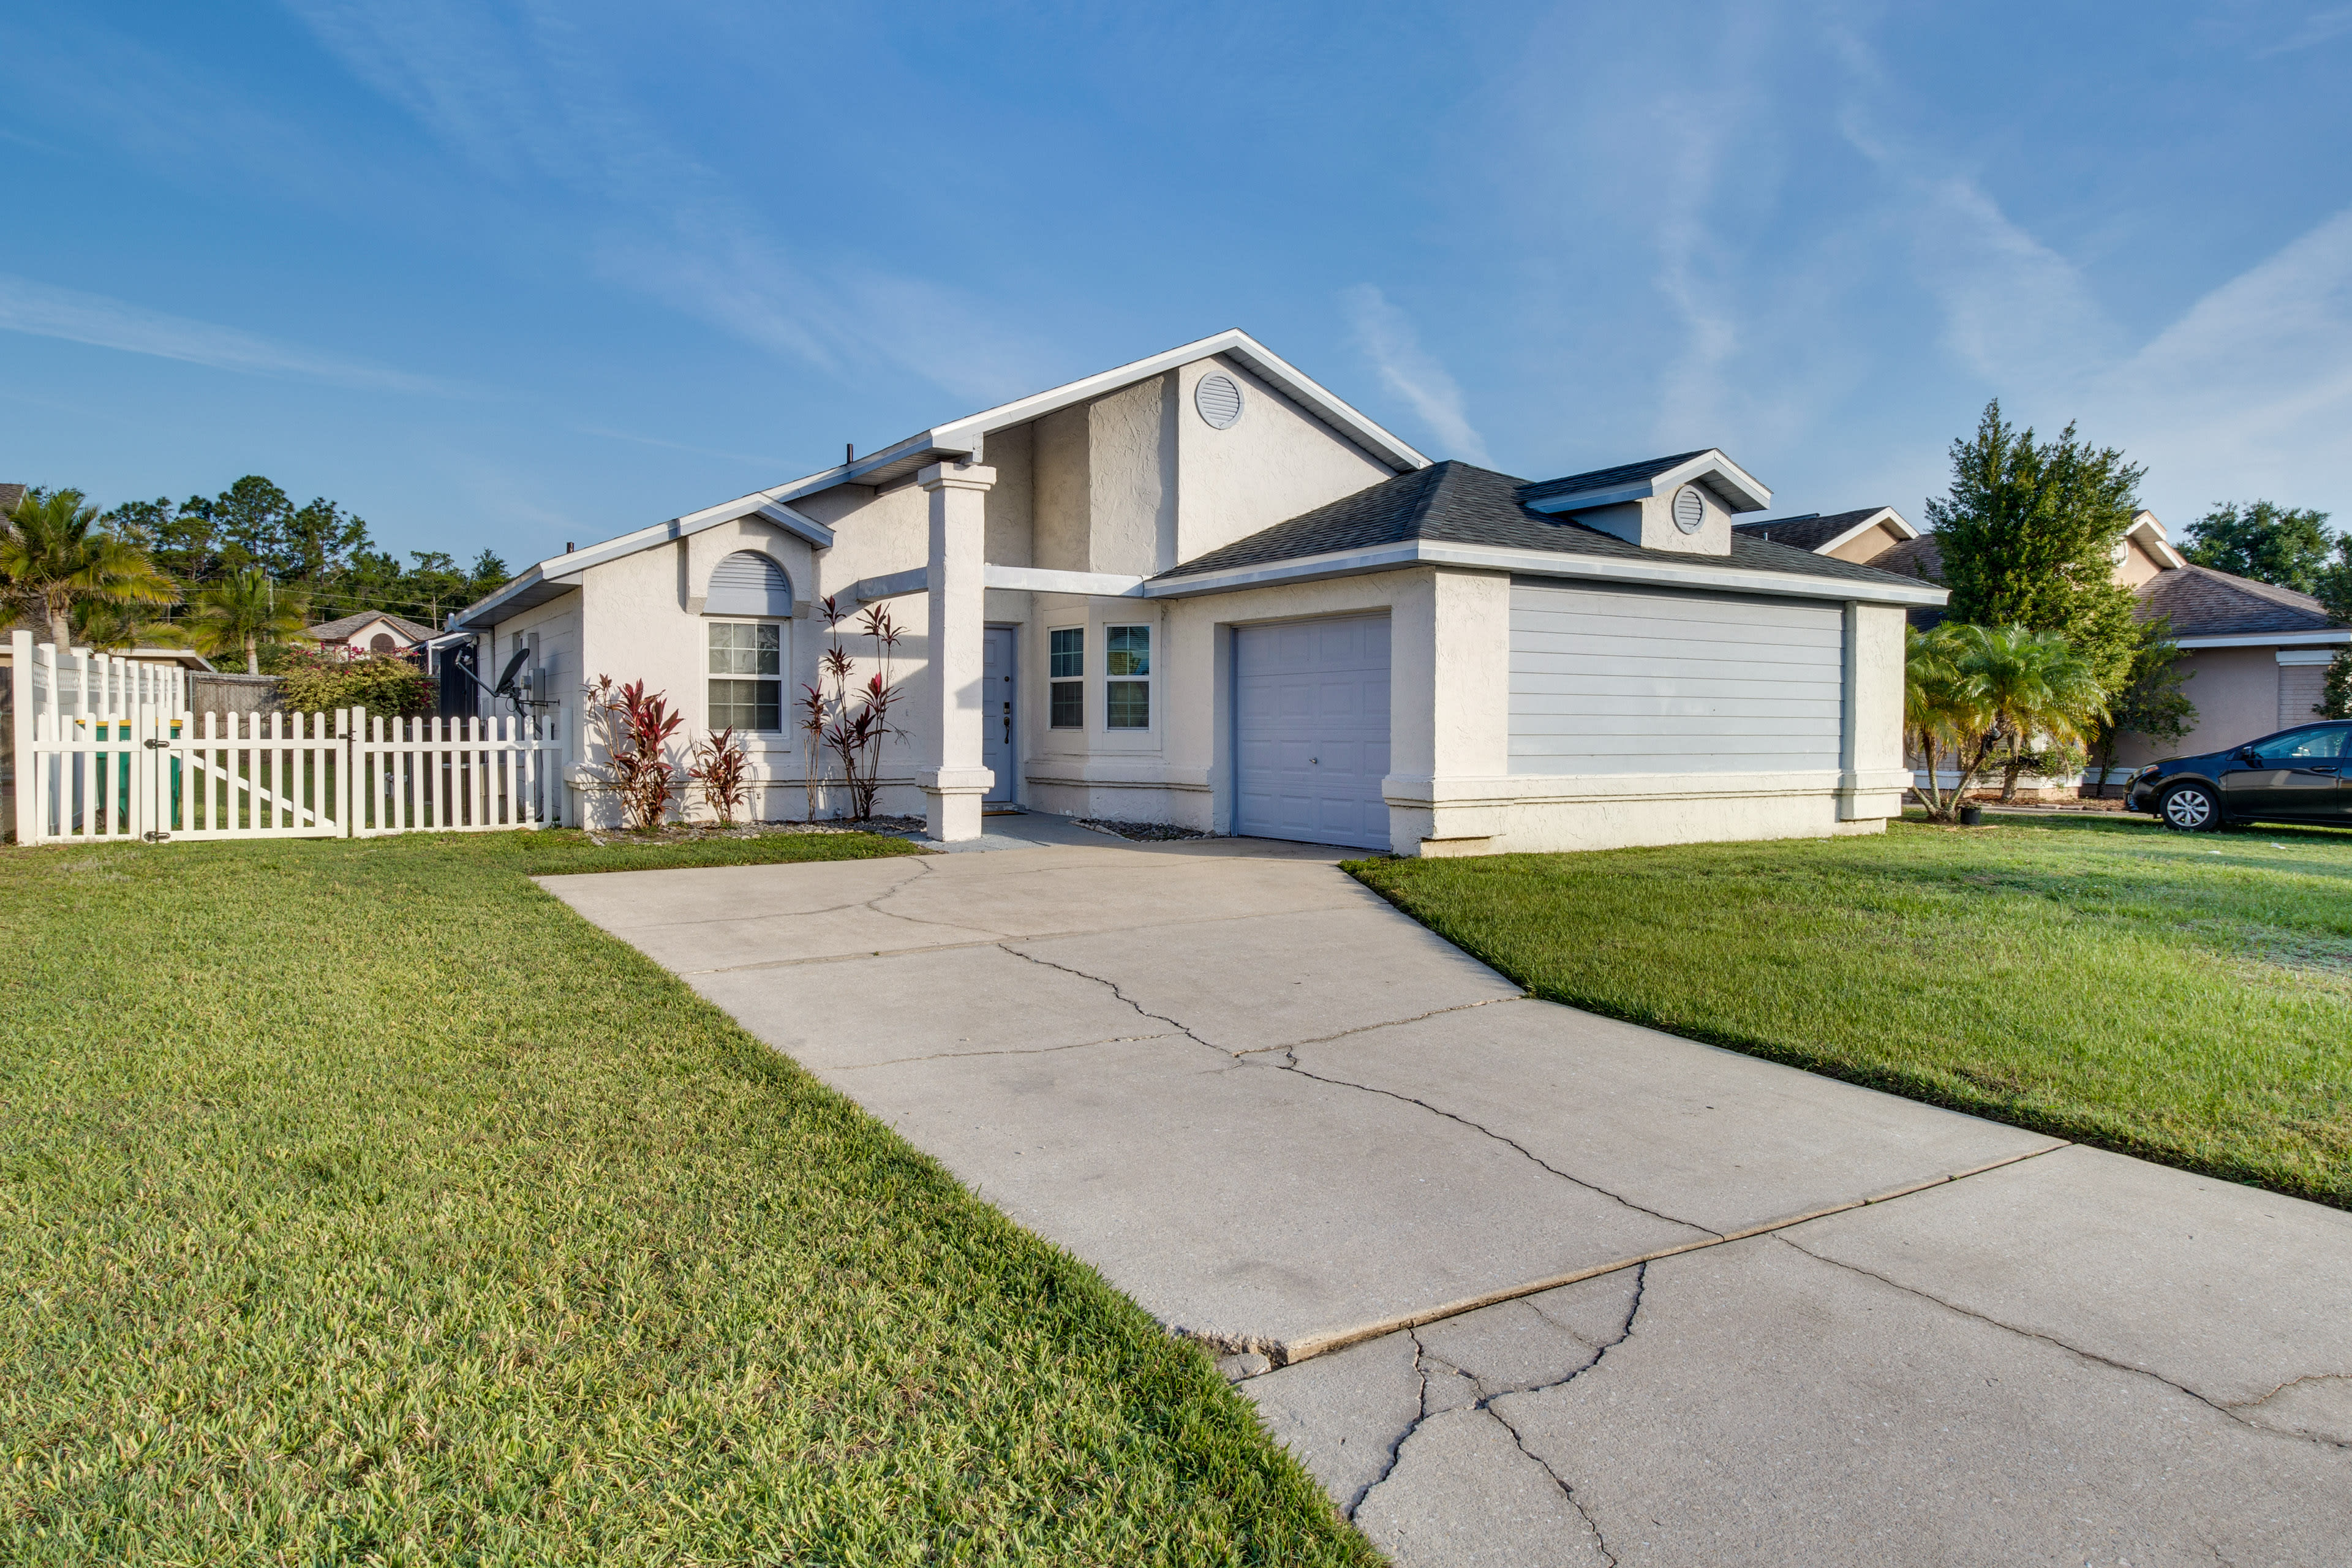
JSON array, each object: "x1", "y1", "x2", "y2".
[{"x1": 448, "y1": 331, "x2": 1946, "y2": 853}]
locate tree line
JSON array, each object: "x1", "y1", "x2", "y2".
[
  {"x1": 0, "y1": 476, "x2": 511, "y2": 674},
  {"x1": 1908, "y1": 401, "x2": 2352, "y2": 820}
]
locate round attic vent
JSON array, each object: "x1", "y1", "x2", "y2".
[
  {"x1": 1194, "y1": 372, "x2": 1244, "y2": 430},
  {"x1": 1672, "y1": 484, "x2": 1706, "y2": 534}
]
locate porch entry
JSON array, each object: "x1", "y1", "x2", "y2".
[
  {"x1": 982, "y1": 625, "x2": 1016, "y2": 807},
  {"x1": 1233, "y1": 614, "x2": 1390, "y2": 850}
]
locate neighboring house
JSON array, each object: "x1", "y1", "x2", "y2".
[
  {"x1": 1743, "y1": 508, "x2": 2352, "y2": 770},
  {"x1": 305, "y1": 610, "x2": 437, "y2": 658},
  {"x1": 450, "y1": 330, "x2": 1943, "y2": 851},
  {"x1": 115, "y1": 647, "x2": 215, "y2": 673}
]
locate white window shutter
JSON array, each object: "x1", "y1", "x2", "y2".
[{"x1": 705, "y1": 551, "x2": 794, "y2": 616}]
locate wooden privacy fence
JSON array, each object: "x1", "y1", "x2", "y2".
[{"x1": 7, "y1": 633, "x2": 562, "y2": 845}]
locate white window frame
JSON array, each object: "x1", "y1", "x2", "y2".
[
  {"x1": 1048, "y1": 624, "x2": 1085, "y2": 731},
  {"x1": 1104, "y1": 622, "x2": 1153, "y2": 733},
  {"x1": 706, "y1": 619, "x2": 787, "y2": 734}
]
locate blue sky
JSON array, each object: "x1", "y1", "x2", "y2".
[{"x1": 5, "y1": 2, "x2": 2351, "y2": 571}]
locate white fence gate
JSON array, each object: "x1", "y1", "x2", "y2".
[{"x1": 7, "y1": 632, "x2": 561, "y2": 846}]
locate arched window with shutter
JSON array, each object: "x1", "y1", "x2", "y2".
[
  {"x1": 704, "y1": 550, "x2": 792, "y2": 732},
  {"x1": 704, "y1": 551, "x2": 793, "y2": 617}
]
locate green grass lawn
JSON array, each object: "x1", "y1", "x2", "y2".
[
  {"x1": 1351, "y1": 812, "x2": 2352, "y2": 1210},
  {"x1": 0, "y1": 829, "x2": 1371, "y2": 1567}
]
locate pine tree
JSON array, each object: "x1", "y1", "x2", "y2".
[{"x1": 1925, "y1": 401, "x2": 2145, "y2": 694}]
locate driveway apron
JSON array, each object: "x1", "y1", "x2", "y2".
[{"x1": 543, "y1": 832, "x2": 2352, "y2": 1567}]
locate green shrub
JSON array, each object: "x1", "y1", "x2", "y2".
[{"x1": 275, "y1": 647, "x2": 436, "y2": 717}]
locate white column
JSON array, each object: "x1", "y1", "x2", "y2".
[{"x1": 917, "y1": 461, "x2": 997, "y2": 842}]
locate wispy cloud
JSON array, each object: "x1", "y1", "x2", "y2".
[
  {"x1": 282, "y1": 0, "x2": 1055, "y2": 407},
  {"x1": 0, "y1": 273, "x2": 458, "y2": 394},
  {"x1": 1339, "y1": 284, "x2": 1489, "y2": 464},
  {"x1": 2082, "y1": 204, "x2": 2352, "y2": 514},
  {"x1": 1832, "y1": 38, "x2": 2118, "y2": 387},
  {"x1": 2255, "y1": 6, "x2": 2352, "y2": 58}
]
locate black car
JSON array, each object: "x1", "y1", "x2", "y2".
[{"x1": 2126, "y1": 720, "x2": 2352, "y2": 830}]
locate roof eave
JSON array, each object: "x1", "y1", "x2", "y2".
[
  {"x1": 1149, "y1": 538, "x2": 1948, "y2": 606},
  {"x1": 929, "y1": 329, "x2": 1429, "y2": 473},
  {"x1": 2171, "y1": 629, "x2": 2350, "y2": 649}
]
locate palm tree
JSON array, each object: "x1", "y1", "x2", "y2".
[
  {"x1": 187, "y1": 567, "x2": 308, "y2": 674},
  {"x1": 1905, "y1": 624, "x2": 1984, "y2": 822},
  {"x1": 1918, "y1": 624, "x2": 2108, "y2": 822},
  {"x1": 0, "y1": 488, "x2": 178, "y2": 649},
  {"x1": 73, "y1": 598, "x2": 191, "y2": 652}
]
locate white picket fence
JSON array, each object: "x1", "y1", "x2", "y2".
[{"x1": 7, "y1": 632, "x2": 562, "y2": 845}]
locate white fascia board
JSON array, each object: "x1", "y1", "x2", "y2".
[
  {"x1": 2174, "y1": 630, "x2": 2350, "y2": 650},
  {"x1": 2127, "y1": 520, "x2": 2187, "y2": 570},
  {"x1": 982, "y1": 565, "x2": 1147, "y2": 597},
  {"x1": 928, "y1": 329, "x2": 1430, "y2": 473},
  {"x1": 2277, "y1": 647, "x2": 2342, "y2": 665},
  {"x1": 1523, "y1": 448, "x2": 1773, "y2": 516},
  {"x1": 1146, "y1": 540, "x2": 1948, "y2": 606},
  {"x1": 1819, "y1": 507, "x2": 1918, "y2": 554},
  {"x1": 453, "y1": 495, "x2": 836, "y2": 630},
  {"x1": 449, "y1": 568, "x2": 548, "y2": 628}
]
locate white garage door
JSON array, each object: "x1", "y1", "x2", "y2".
[
  {"x1": 1509, "y1": 579, "x2": 1844, "y2": 774},
  {"x1": 1234, "y1": 615, "x2": 1391, "y2": 850}
]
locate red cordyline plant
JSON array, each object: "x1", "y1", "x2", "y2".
[
  {"x1": 584, "y1": 674, "x2": 684, "y2": 830},
  {"x1": 689, "y1": 726, "x2": 750, "y2": 826},
  {"x1": 798, "y1": 595, "x2": 905, "y2": 821}
]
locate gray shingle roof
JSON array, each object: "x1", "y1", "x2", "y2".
[
  {"x1": 2136, "y1": 564, "x2": 2344, "y2": 638},
  {"x1": 1732, "y1": 508, "x2": 1888, "y2": 552},
  {"x1": 307, "y1": 609, "x2": 438, "y2": 643},
  {"x1": 1155, "y1": 461, "x2": 1937, "y2": 591},
  {"x1": 1516, "y1": 451, "x2": 1710, "y2": 505}
]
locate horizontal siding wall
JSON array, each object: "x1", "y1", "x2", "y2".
[{"x1": 1509, "y1": 579, "x2": 1845, "y2": 774}]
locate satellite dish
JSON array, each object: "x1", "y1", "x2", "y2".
[{"x1": 494, "y1": 647, "x2": 531, "y2": 696}]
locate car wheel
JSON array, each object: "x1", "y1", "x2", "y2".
[{"x1": 2160, "y1": 782, "x2": 2221, "y2": 832}]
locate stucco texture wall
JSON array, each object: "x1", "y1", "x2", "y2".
[
  {"x1": 2109, "y1": 646, "x2": 2280, "y2": 766},
  {"x1": 1173, "y1": 355, "x2": 1393, "y2": 567}
]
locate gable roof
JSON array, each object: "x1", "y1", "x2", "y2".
[
  {"x1": 308, "y1": 610, "x2": 437, "y2": 643},
  {"x1": 1155, "y1": 461, "x2": 1940, "y2": 600},
  {"x1": 1518, "y1": 448, "x2": 1771, "y2": 515},
  {"x1": 450, "y1": 329, "x2": 1427, "y2": 630},
  {"x1": 1733, "y1": 507, "x2": 1917, "y2": 554},
  {"x1": 2138, "y1": 564, "x2": 2346, "y2": 642}
]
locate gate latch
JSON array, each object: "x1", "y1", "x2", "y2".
[
  {"x1": 143, "y1": 738, "x2": 169, "y2": 749},
  {"x1": 142, "y1": 830, "x2": 172, "y2": 842}
]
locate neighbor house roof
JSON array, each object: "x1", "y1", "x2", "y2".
[
  {"x1": 307, "y1": 610, "x2": 437, "y2": 643},
  {"x1": 450, "y1": 329, "x2": 1430, "y2": 631},
  {"x1": 2138, "y1": 564, "x2": 2348, "y2": 645},
  {"x1": 1733, "y1": 507, "x2": 1918, "y2": 554},
  {"x1": 1809, "y1": 529, "x2": 2347, "y2": 646},
  {"x1": 1153, "y1": 461, "x2": 1943, "y2": 602}
]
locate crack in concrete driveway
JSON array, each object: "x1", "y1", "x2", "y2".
[{"x1": 540, "y1": 835, "x2": 2352, "y2": 1566}]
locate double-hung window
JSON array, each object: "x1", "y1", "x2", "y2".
[
  {"x1": 1106, "y1": 624, "x2": 1151, "y2": 729},
  {"x1": 708, "y1": 622, "x2": 782, "y2": 731},
  {"x1": 1049, "y1": 627, "x2": 1084, "y2": 729}
]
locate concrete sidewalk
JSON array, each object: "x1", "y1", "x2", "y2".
[{"x1": 543, "y1": 834, "x2": 2352, "y2": 1566}]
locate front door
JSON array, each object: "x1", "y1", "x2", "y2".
[{"x1": 982, "y1": 625, "x2": 1016, "y2": 807}]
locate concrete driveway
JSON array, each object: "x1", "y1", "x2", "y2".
[{"x1": 543, "y1": 826, "x2": 2352, "y2": 1567}]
